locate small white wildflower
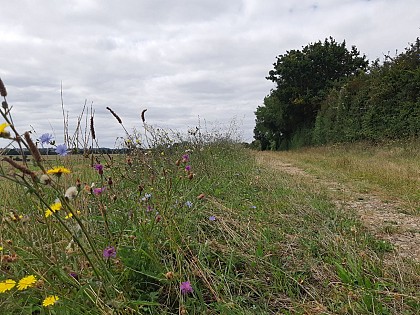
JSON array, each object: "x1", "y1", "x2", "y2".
[
  {"x1": 39, "y1": 174, "x2": 51, "y2": 185},
  {"x1": 65, "y1": 186, "x2": 78, "y2": 200}
]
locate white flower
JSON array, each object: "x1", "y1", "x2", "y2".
[
  {"x1": 65, "y1": 186, "x2": 78, "y2": 200},
  {"x1": 39, "y1": 174, "x2": 51, "y2": 185}
]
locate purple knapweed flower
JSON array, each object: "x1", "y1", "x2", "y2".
[
  {"x1": 185, "y1": 165, "x2": 191, "y2": 172},
  {"x1": 103, "y1": 246, "x2": 116, "y2": 259},
  {"x1": 94, "y1": 164, "x2": 104, "y2": 175},
  {"x1": 39, "y1": 133, "x2": 53, "y2": 145},
  {"x1": 55, "y1": 144, "x2": 68, "y2": 156},
  {"x1": 182, "y1": 154, "x2": 189, "y2": 163},
  {"x1": 180, "y1": 281, "x2": 193, "y2": 294},
  {"x1": 93, "y1": 187, "x2": 106, "y2": 195},
  {"x1": 69, "y1": 272, "x2": 79, "y2": 280}
]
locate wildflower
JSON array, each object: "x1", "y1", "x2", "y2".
[
  {"x1": 180, "y1": 281, "x2": 193, "y2": 294},
  {"x1": 45, "y1": 201, "x2": 62, "y2": 218},
  {"x1": 69, "y1": 272, "x2": 79, "y2": 280},
  {"x1": 39, "y1": 174, "x2": 51, "y2": 185},
  {"x1": 103, "y1": 246, "x2": 116, "y2": 259},
  {"x1": 0, "y1": 122, "x2": 10, "y2": 137},
  {"x1": 0, "y1": 279, "x2": 16, "y2": 293},
  {"x1": 209, "y1": 216, "x2": 216, "y2": 221},
  {"x1": 42, "y1": 295, "x2": 59, "y2": 307},
  {"x1": 93, "y1": 187, "x2": 106, "y2": 195},
  {"x1": 146, "y1": 205, "x2": 153, "y2": 212},
  {"x1": 55, "y1": 144, "x2": 68, "y2": 156},
  {"x1": 185, "y1": 165, "x2": 191, "y2": 172},
  {"x1": 65, "y1": 210, "x2": 80, "y2": 219},
  {"x1": 65, "y1": 186, "x2": 78, "y2": 200},
  {"x1": 17, "y1": 275, "x2": 36, "y2": 290},
  {"x1": 182, "y1": 154, "x2": 189, "y2": 163},
  {"x1": 39, "y1": 133, "x2": 53, "y2": 145},
  {"x1": 250, "y1": 205, "x2": 257, "y2": 209},
  {"x1": 94, "y1": 164, "x2": 104, "y2": 175},
  {"x1": 185, "y1": 201, "x2": 193, "y2": 208},
  {"x1": 46, "y1": 166, "x2": 71, "y2": 176},
  {"x1": 0, "y1": 246, "x2": 2, "y2": 251}
]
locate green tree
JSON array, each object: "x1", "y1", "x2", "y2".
[{"x1": 254, "y1": 37, "x2": 369, "y2": 149}]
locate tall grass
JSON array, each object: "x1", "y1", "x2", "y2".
[
  {"x1": 0, "y1": 78, "x2": 419, "y2": 314},
  {"x1": 270, "y1": 141, "x2": 420, "y2": 214}
]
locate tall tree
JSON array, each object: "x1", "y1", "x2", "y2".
[{"x1": 254, "y1": 37, "x2": 368, "y2": 149}]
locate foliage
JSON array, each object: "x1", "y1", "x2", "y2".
[
  {"x1": 313, "y1": 38, "x2": 420, "y2": 144},
  {"x1": 254, "y1": 37, "x2": 368, "y2": 149}
]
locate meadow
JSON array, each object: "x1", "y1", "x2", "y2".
[{"x1": 0, "y1": 80, "x2": 419, "y2": 314}]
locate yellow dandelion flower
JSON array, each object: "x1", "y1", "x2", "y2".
[
  {"x1": 45, "y1": 201, "x2": 62, "y2": 218},
  {"x1": 17, "y1": 275, "x2": 36, "y2": 290},
  {"x1": 42, "y1": 295, "x2": 59, "y2": 307},
  {"x1": 0, "y1": 122, "x2": 10, "y2": 137},
  {"x1": 46, "y1": 166, "x2": 71, "y2": 176},
  {"x1": 0, "y1": 279, "x2": 16, "y2": 293},
  {"x1": 65, "y1": 210, "x2": 81, "y2": 219}
]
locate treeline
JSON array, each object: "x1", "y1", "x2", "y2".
[
  {"x1": 1, "y1": 147, "x2": 129, "y2": 156},
  {"x1": 254, "y1": 37, "x2": 420, "y2": 150}
]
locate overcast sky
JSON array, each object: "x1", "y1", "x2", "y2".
[{"x1": 1, "y1": 0, "x2": 418, "y2": 148}]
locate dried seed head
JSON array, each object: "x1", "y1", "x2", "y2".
[
  {"x1": 0, "y1": 78, "x2": 7, "y2": 97},
  {"x1": 24, "y1": 131, "x2": 42, "y2": 163},
  {"x1": 90, "y1": 116, "x2": 96, "y2": 140},
  {"x1": 141, "y1": 109, "x2": 147, "y2": 123},
  {"x1": 2, "y1": 157, "x2": 36, "y2": 180},
  {"x1": 106, "y1": 106, "x2": 122, "y2": 124}
]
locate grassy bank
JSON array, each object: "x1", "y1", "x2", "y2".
[
  {"x1": 266, "y1": 140, "x2": 420, "y2": 215},
  {"x1": 0, "y1": 139, "x2": 419, "y2": 314}
]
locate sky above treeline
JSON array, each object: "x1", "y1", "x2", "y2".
[{"x1": 0, "y1": 0, "x2": 419, "y2": 148}]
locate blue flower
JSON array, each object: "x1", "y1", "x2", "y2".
[
  {"x1": 209, "y1": 216, "x2": 216, "y2": 221},
  {"x1": 39, "y1": 133, "x2": 53, "y2": 145},
  {"x1": 185, "y1": 201, "x2": 193, "y2": 208},
  {"x1": 55, "y1": 144, "x2": 68, "y2": 156}
]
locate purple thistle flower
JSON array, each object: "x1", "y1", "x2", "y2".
[
  {"x1": 93, "y1": 187, "x2": 106, "y2": 195},
  {"x1": 185, "y1": 165, "x2": 191, "y2": 172},
  {"x1": 69, "y1": 272, "x2": 79, "y2": 280},
  {"x1": 55, "y1": 144, "x2": 69, "y2": 156},
  {"x1": 103, "y1": 246, "x2": 116, "y2": 259},
  {"x1": 94, "y1": 164, "x2": 104, "y2": 175},
  {"x1": 180, "y1": 281, "x2": 193, "y2": 294},
  {"x1": 39, "y1": 133, "x2": 53, "y2": 145},
  {"x1": 94, "y1": 164, "x2": 103, "y2": 171}
]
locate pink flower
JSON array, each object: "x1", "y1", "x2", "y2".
[
  {"x1": 180, "y1": 281, "x2": 193, "y2": 294},
  {"x1": 103, "y1": 246, "x2": 116, "y2": 259},
  {"x1": 94, "y1": 164, "x2": 104, "y2": 175},
  {"x1": 93, "y1": 187, "x2": 106, "y2": 195}
]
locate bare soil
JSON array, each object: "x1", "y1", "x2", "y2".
[{"x1": 255, "y1": 151, "x2": 420, "y2": 262}]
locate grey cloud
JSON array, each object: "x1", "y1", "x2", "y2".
[{"x1": 1, "y1": 0, "x2": 419, "y2": 148}]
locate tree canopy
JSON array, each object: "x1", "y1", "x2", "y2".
[{"x1": 254, "y1": 37, "x2": 369, "y2": 150}]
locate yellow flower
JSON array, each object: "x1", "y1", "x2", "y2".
[
  {"x1": 0, "y1": 246, "x2": 3, "y2": 251},
  {"x1": 64, "y1": 210, "x2": 81, "y2": 219},
  {"x1": 42, "y1": 295, "x2": 59, "y2": 307},
  {"x1": 17, "y1": 275, "x2": 36, "y2": 290},
  {"x1": 0, "y1": 279, "x2": 16, "y2": 293},
  {"x1": 0, "y1": 122, "x2": 10, "y2": 137},
  {"x1": 46, "y1": 166, "x2": 71, "y2": 176},
  {"x1": 45, "y1": 201, "x2": 62, "y2": 218}
]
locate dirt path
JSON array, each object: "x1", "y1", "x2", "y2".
[{"x1": 255, "y1": 151, "x2": 420, "y2": 262}]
